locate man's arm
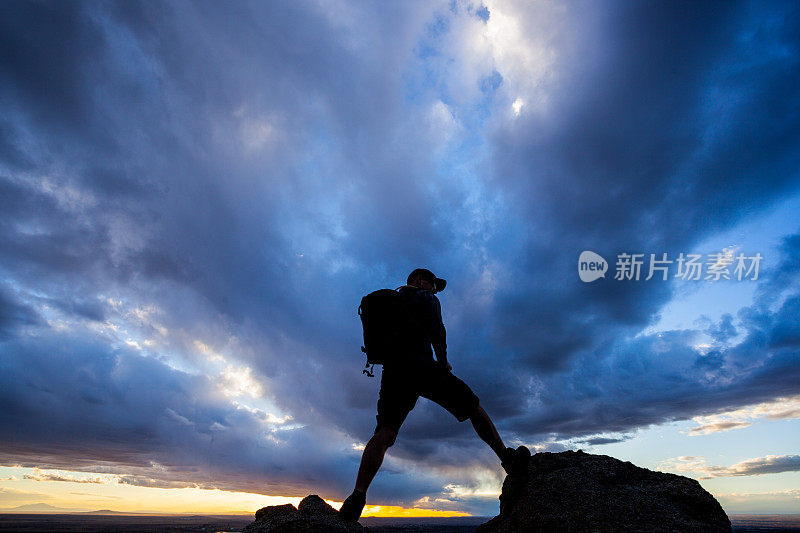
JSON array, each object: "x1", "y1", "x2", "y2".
[{"x1": 430, "y1": 295, "x2": 449, "y2": 369}]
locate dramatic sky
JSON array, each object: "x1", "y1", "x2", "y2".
[{"x1": 1, "y1": 0, "x2": 798, "y2": 517}]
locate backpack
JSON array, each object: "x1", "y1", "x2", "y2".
[{"x1": 358, "y1": 288, "x2": 411, "y2": 376}]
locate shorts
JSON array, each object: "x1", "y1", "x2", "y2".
[{"x1": 375, "y1": 362, "x2": 480, "y2": 433}]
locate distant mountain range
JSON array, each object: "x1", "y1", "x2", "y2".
[
  {"x1": 0, "y1": 503, "x2": 132, "y2": 514},
  {"x1": 0, "y1": 503, "x2": 87, "y2": 513},
  {"x1": 0, "y1": 503, "x2": 252, "y2": 516}
]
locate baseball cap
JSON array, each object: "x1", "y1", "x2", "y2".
[{"x1": 407, "y1": 268, "x2": 446, "y2": 292}]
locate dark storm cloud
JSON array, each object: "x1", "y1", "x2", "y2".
[
  {"x1": 704, "y1": 313, "x2": 739, "y2": 343},
  {"x1": 0, "y1": 1, "x2": 460, "y2": 504},
  {"x1": 0, "y1": 0, "x2": 798, "y2": 511},
  {"x1": 487, "y1": 0, "x2": 800, "y2": 373},
  {"x1": 0, "y1": 2, "x2": 105, "y2": 135},
  {"x1": 0, "y1": 284, "x2": 39, "y2": 336},
  {"x1": 501, "y1": 230, "x2": 800, "y2": 439},
  {"x1": 383, "y1": 0, "x2": 800, "y2": 460},
  {"x1": 0, "y1": 328, "x2": 446, "y2": 502}
]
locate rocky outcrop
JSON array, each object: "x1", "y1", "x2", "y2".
[
  {"x1": 244, "y1": 494, "x2": 364, "y2": 532},
  {"x1": 477, "y1": 450, "x2": 731, "y2": 533},
  {"x1": 245, "y1": 452, "x2": 731, "y2": 532}
]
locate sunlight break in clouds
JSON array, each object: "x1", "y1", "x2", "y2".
[
  {"x1": 24, "y1": 469, "x2": 112, "y2": 484},
  {"x1": 512, "y1": 97, "x2": 524, "y2": 116},
  {"x1": 699, "y1": 455, "x2": 800, "y2": 479},
  {"x1": 659, "y1": 455, "x2": 800, "y2": 480},
  {"x1": 480, "y1": 0, "x2": 561, "y2": 111},
  {"x1": 431, "y1": 0, "x2": 563, "y2": 111},
  {"x1": 219, "y1": 364, "x2": 264, "y2": 398},
  {"x1": 687, "y1": 395, "x2": 800, "y2": 436}
]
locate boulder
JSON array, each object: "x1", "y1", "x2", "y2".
[
  {"x1": 477, "y1": 450, "x2": 731, "y2": 533},
  {"x1": 244, "y1": 494, "x2": 365, "y2": 532}
]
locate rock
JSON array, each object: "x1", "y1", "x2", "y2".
[
  {"x1": 298, "y1": 494, "x2": 339, "y2": 516},
  {"x1": 477, "y1": 450, "x2": 731, "y2": 533},
  {"x1": 254, "y1": 504, "x2": 300, "y2": 522},
  {"x1": 244, "y1": 494, "x2": 365, "y2": 532}
]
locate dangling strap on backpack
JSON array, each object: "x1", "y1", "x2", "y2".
[{"x1": 361, "y1": 346, "x2": 375, "y2": 377}]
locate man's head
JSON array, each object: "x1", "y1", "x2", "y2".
[{"x1": 407, "y1": 268, "x2": 446, "y2": 293}]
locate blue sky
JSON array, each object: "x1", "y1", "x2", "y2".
[{"x1": 0, "y1": 0, "x2": 798, "y2": 516}]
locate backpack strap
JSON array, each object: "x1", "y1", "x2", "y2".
[{"x1": 361, "y1": 346, "x2": 374, "y2": 377}]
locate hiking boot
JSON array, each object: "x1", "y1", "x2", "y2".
[
  {"x1": 339, "y1": 489, "x2": 366, "y2": 522},
  {"x1": 501, "y1": 445, "x2": 531, "y2": 476}
]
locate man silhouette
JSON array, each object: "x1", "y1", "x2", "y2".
[{"x1": 339, "y1": 268, "x2": 528, "y2": 522}]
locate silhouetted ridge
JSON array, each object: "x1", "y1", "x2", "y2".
[
  {"x1": 245, "y1": 495, "x2": 364, "y2": 532},
  {"x1": 477, "y1": 449, "x2": 732, "y2": 532},
  {"x1": 243, "y1": 451, "x2": 731, "y2": 532}
]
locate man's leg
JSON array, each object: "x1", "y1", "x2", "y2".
[
  {"x1": 354, "y1": 426, "x2": 397, "y2": 493},
  {"x1": 423, "y1": 370, "x2": 507, "y2": 461},
  {"x1": 340, "y1": 426, "x2": 402, "y2": 522},
  {"x1": 469, "y1": 404, "x2": 506, "y2": 459},
  {"x1": 342, "y1": 369, "x2": 417, "y2": 522},
  {"x1": 470, "y1": 403, "x2": 530, "y2": 475},
  {"x1": 426, "y1": 370, "x2": 530, "y2": 478}
]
